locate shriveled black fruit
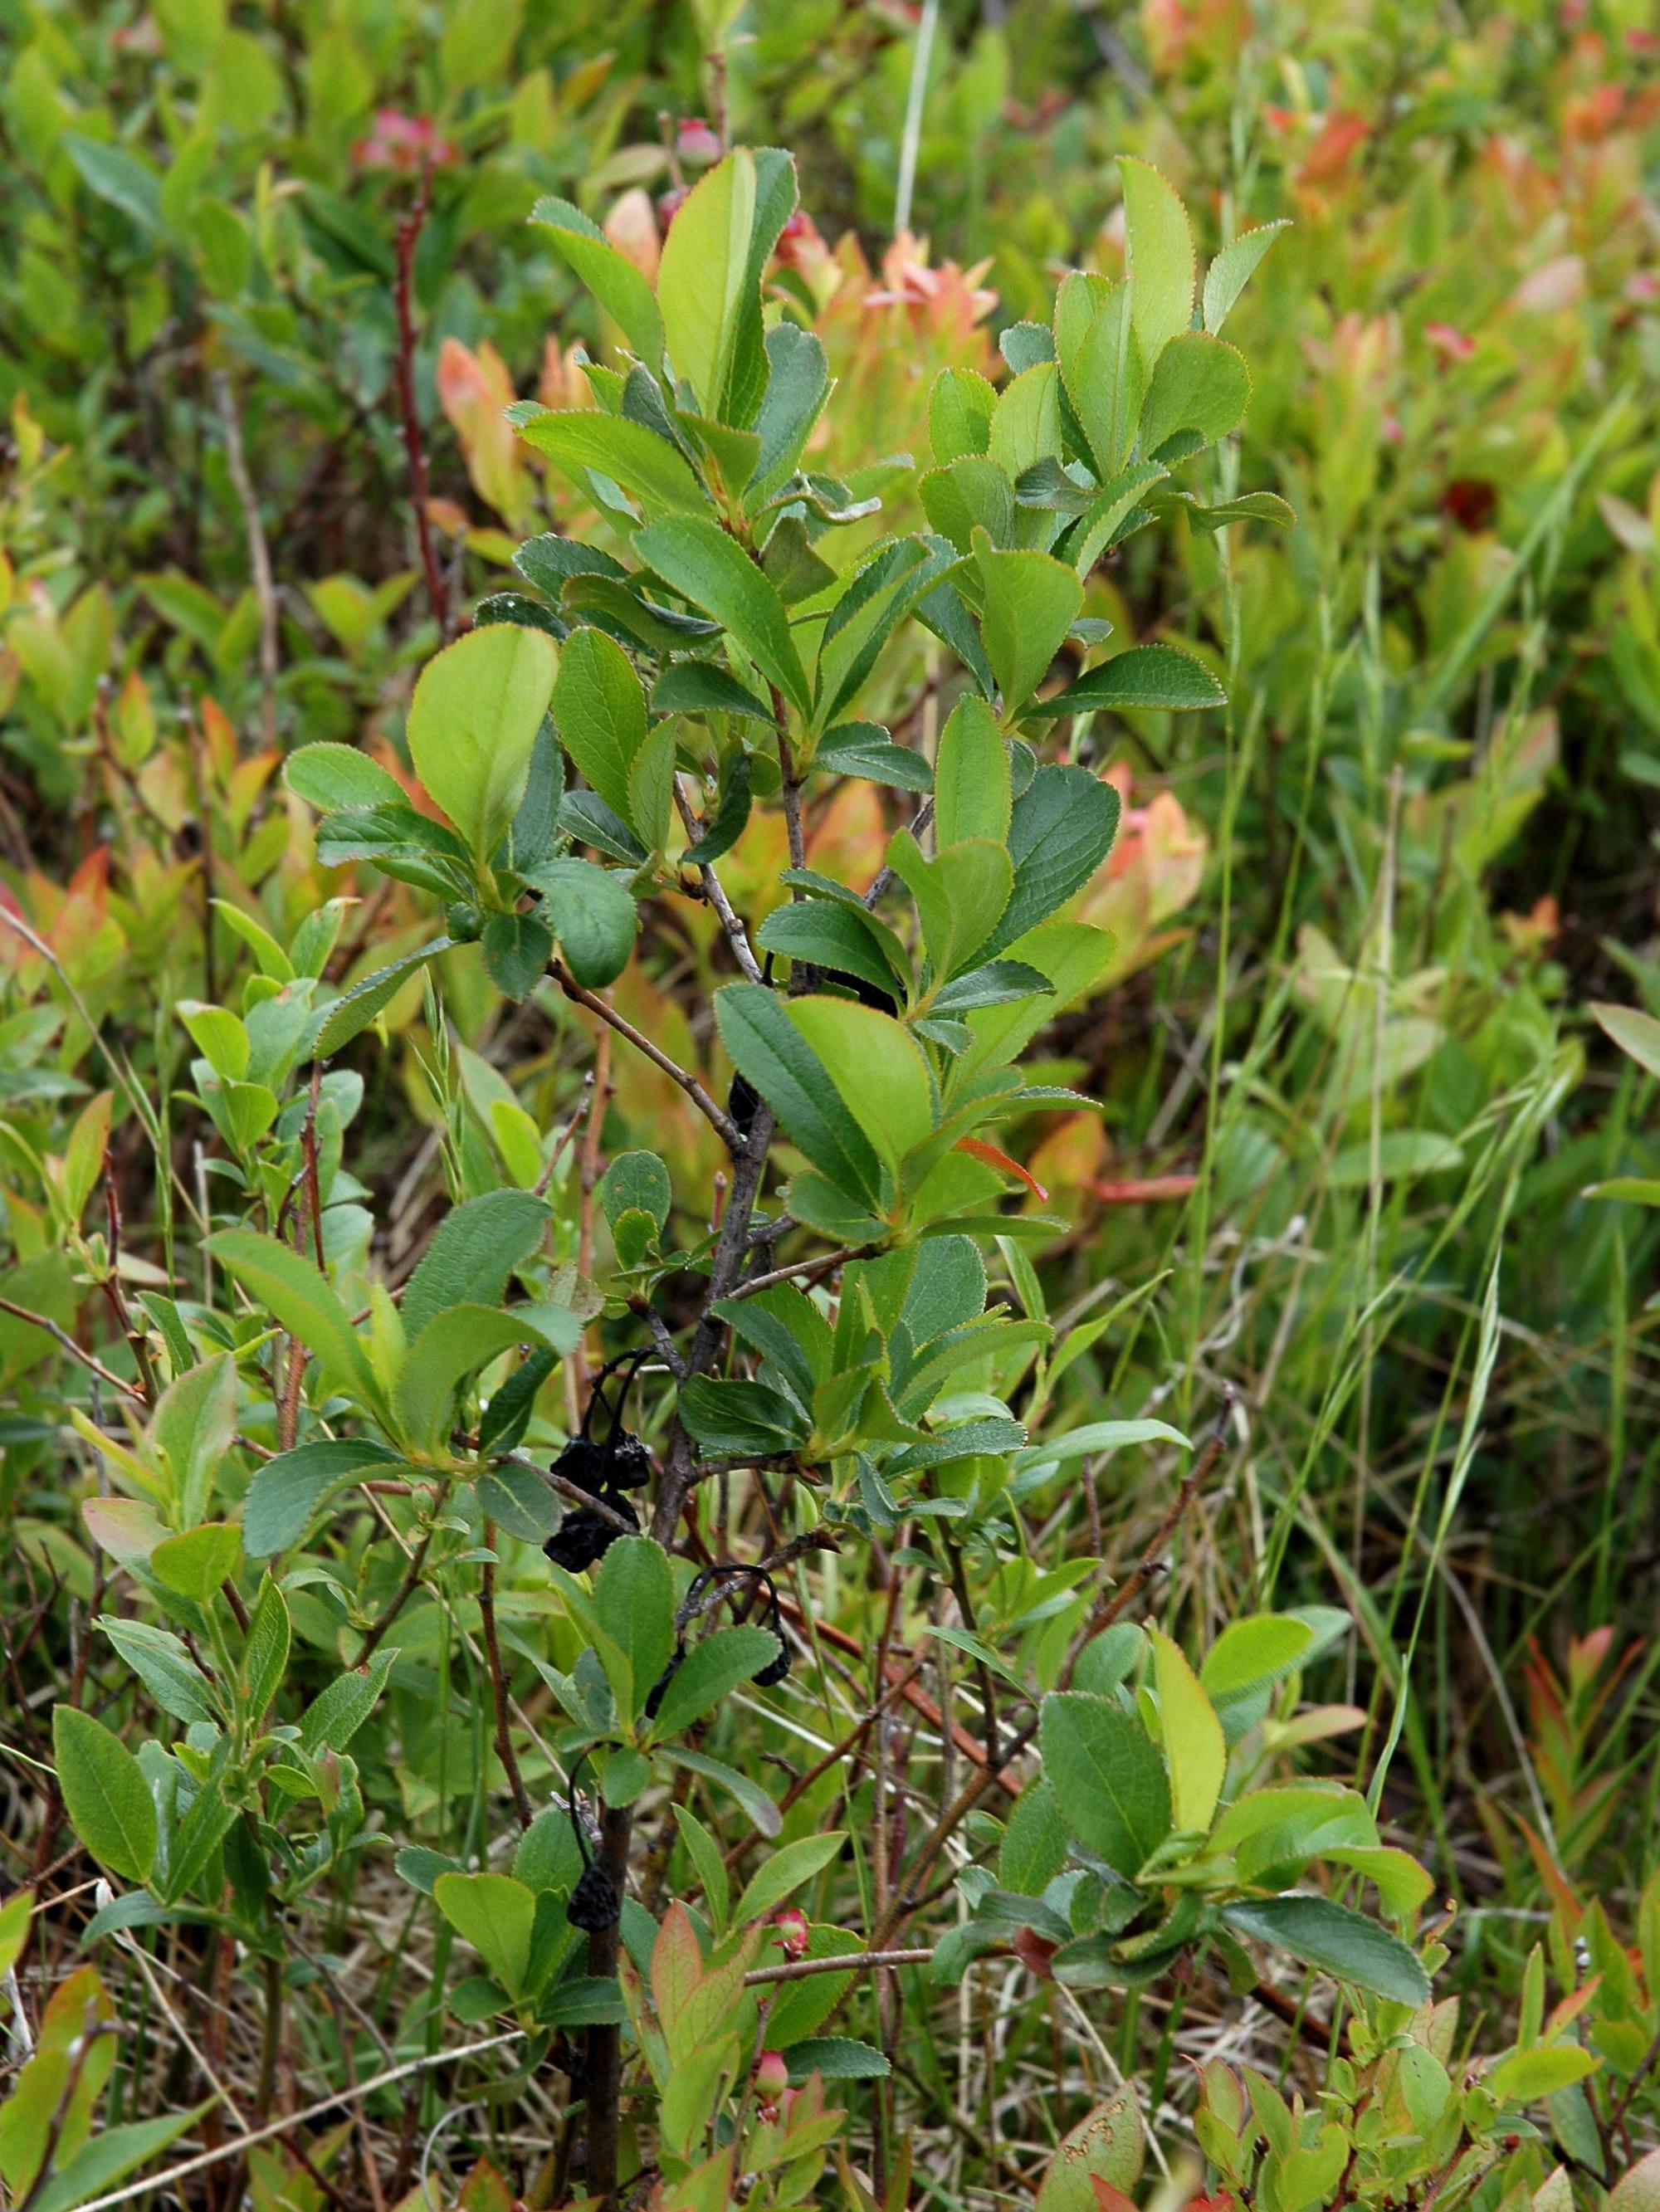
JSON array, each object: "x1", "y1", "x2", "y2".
[
  {"x1": 549, "y1": 1433, "x2": 614, "y2": 1492},
  {"x1": 567, "y1": 1859, "x2": 621, "y2": 1933},
  {"x1": 752, "y1": 1638, "x2": 791, "y2": 1688},
  {"x1": 607, "y1": 1431, "x2": 652, "y2": 1491},
  {"x1": 544, "y1": 1495, "x2": 638, "y2": 1573}
]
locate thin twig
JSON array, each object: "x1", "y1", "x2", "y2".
[
  {"x1": 553, "y1": 960, "x2": 744, "y2": 1155},
  {"x1": 212, "y1": 369, "x2": 279, "y2": 749},
  {"x1": 743, "y1": 1949, "x2": 932, "y2": 1987},
  {"x1": 64, "y1": 2031, "x2": 525, "y2": 2212},
  {"x1": 0, "y1": 1298, "x2": 143, "y2": 1403},
  {"x1": 480, "y1": 1520, "x2": 534, "y2": 1829},
  {"x1": 355, "y1": 1529, "x2": 434, "y2": 1663},
  {"x1": 392, "y1": 167, "x2": 452, "y2": 643},
  {"x1": 860, "y1": 1419, "x2": 1228, "y2": 1956}
]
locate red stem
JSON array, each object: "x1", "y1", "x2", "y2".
[{"x1": 392, "y1": 168, "x2": 452, "y2": 642}]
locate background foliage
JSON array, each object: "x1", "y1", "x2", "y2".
[{"x1": 2, "y1": 2, "x2": 1659, "y2": 2210}]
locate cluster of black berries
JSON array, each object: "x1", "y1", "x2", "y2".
[
  {"x1": 643, "y1": 1562, "x2": 792, "y2": 1722},
  {"x1": 543, "y1": 1350, "x2": 652, "y2": 1573}
]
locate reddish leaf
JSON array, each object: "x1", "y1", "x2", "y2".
[{"x1": 956, "y1": 1137, "x2": 1047, "y2": 1200}]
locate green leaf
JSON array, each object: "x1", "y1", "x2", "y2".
[
  {"x1": 634, "y1": 515, "x2": 810, "y2": 717},
  {"x1": 207, "y1": 1228, "x2": 383, "y2": 1413},
  {"x1": 784, "y1": 2037, "x2": 891, "y2": 2083},
  {"x1": 403, "y1": 1192, "x2": 552, "y2": 1341},
  {"x1": 1120, "y1": 156, "x2": 1195, "y2": 378},
  {"x1": 1200, "y1": 1615, "x2": 1316, "y2": 1702},
  {"x1": 395, "y1": 1304, "x2": 578, "y2": 1461},
  {"x1": 1321, "y1": 1846, "x2": 1435, "y2": 1921},
  {"x1": 476, "y1": 1465, "x2": 560, "y2": 1542},
  {"x1": 999, "y1": 1776, "x2": 1069, "y2": 1895},
  {"x1": 1138, "y1": 331, "x2": 1251, "y2": 459},
  {"x1": 1067, "y1": 461, "x2": 1168, "y2": 574},
  {"x1": 813, "y1": 725, "x2": 934, "y2": 790},
  {"x1": 627, "y1": 720, "x2": 676, "y2": 852},
  {"x1": 934, "y1": 695, "x2": 1010, "y2": 847},
  {"x1": 1221, "y1": 1895, "x2": 1430, "y2": 2005},
  {"x1": 300, "y1": 1644, "x2": 397, "y2": 1755},
  {"x1": 784, "y1": 997, "x2": 936, "y2": 1181},
  {"x1": 683, "y1": 753, "x2": 753, "y2": 863},
  {"x1": 930, "y1": 367, "x2": 998, "y2": 463},
  {"x1": 434, "y1": 1871, "x2": 536, "y2": 1997},
  {"x1": 649, "y1": 1625, "x2": 781, "y2": 1742},
  {"x1": 755, "y1": 900, "x2": 902, "y2": 998},
  {"x1": 1594, "y1": 1002, "x2": 1660, "y2": 1082},
  {"x1": 932, "y1": 960, "x2": 1053, "y2": 1014},
  {"x1": 530, "y1": 196, "x2": 665, "y2": 369},
  {"x1": 550, "y1": 627, "x2": 647, "y2": 823},
  {"x1": 814, "y1": 540, "x2": 955, "y2": 732},
  {"x1": 177, "y1": 1002, "x2": 248, "y2": 1082},
  {"x1": 1040, "y1": 1692, "x2": 1171, "y2": 1877},
  {"x1": 152, "y1": 1353, "x2": 237, "y2": 1529},
  {"x1": 522, "y1": 857, "x2": 639, "y2": 989},
  {"x1": 64, "y1": 134, "x2": 164, "y2": 235},
  {"x1": 593, "y1": 1536, "x2": 676, "y2": 1724},
  {"x1": 151, "y1": 1521, "x2": 242, "y2": 1604},
  {"x1": 1587, "y1": 1177, "x2": 1660, "y2": 1207},
  {"x1": 1014, "y1": 1416, "x2": 1188, "y2": 1470},
  {"x1": 52, "y1": 1707, "x2": 156, "y2": 1882},
  {"x1": 652, "y1": 662, "x2": 770, "y2": 723},
  {"x1": 888, "y1": 830, "x2": 1013, "y2": 984},
  {"x1": 988, "y1": 365, "x2": 1062, "y2": 477},
  {"x1": 1182, "y1": 490, "x2": 1296, "y2": 534},
  {"x1": 408, "y1": 625, "x2": 559, "y2": 864},
  {"x1": 975, "y1": 765, "x2": 1120, "y2": 960},
  {"x1": 726, "y1": 149, "x2": 801, "y2": 428},
  {"x1": 921, "y1": 457, "x2": 1018, "y2": 554},
  {"x1": 1487, "y1": 2047, "x2": 1600, "y2": 2103},
  {"x1": 657, "y1": 149, "x2": 756, "y2": 417},
  {"x1": 1061, "y1": 280, "x2": 1144, "y2": 482},
  {"x1": 97, "y1": 1618, "x2": 214, "y2": 1724},
  {"x1": 1028, "y1": 642, "x2": 1225, "y2": 718},
  {"x1": 314, "y1": 936, "x2": 453, "y2": 1057},
  {"x1": 750, "y1": 322, "x2": 830, "y2": 496},
  {"x1": 242, "y1": 1438, "x2": 403, "y2": 1555},
  {"x1": 515, "y1": 408, "x2": 708, "y2": 520},
  {"x1": 734, "y1": 1832, "x2": 846, "y2": 1925},
  {"x1": 285, "y1": 742, "x2": 406, "y2": 813},
  {"x1": 1203, "y1": 220, "x2": 1290, "y2": 334},
  {"x1": 543, "y1": 1975, "x2": 628, "y2": 2028},
  {"x1": 678, "y1": 1376, "x2": 808, "y2": 1458},
  {"x1": 0, "y1": 1888, "x2": 32, "y2": 1979},
  {"x1": 664, "y1": 1747, "x2": 780, "y2": 1837},
  {"x1": 601, "y1": 1152, "x2": 672, "y2": 1234},
  {"x1": 715, "y1": 983, "x2": 884, "y2": 1209},
  {"x1": 975, "y1": 536, "x2": 1083, "y2": 713},
  {"x1": 27, "y1": 2106, "x2": 212, "y2": 2212},
  {"x1": 1148, "y1": 1629, "x2": 1225, "y2": 1834},
  {"x1": 242, "y1": 1575, "x2": 290, "y2": 1717},
  {"x1": 1036, "y1": 2094, "x2": 1145, "y2": 2212}
]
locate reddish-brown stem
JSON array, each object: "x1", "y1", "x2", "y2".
[
  {"x1": 480, "y1": 1520, "x2": 533, "y2": 1829},
  {"x1": 392, "y1": 168, "x2": 452, "y2": 643}
]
